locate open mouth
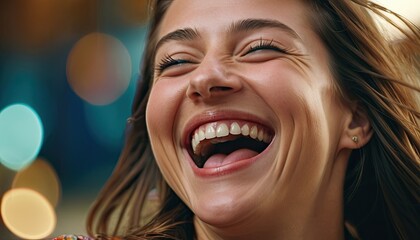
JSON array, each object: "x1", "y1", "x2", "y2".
[{"x1": 188, "y1": 121, "x2": 274, "y2": 168}]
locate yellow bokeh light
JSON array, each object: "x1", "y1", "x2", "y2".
[
  {"x1": 1, "y1": 188, "x2": 56, "y2": 239},
  {"x1": 12, "y1": 158, "x2": 61, "y2": 207},
  {"x1": 66, "y1": 32, "x2": 132, "y2": 105}
]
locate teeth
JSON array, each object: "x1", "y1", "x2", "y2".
[
  {"x1": 205, "y1": 124, "x2": 216, "y2": 139},
  {"x1": 192, "y1": 122, "x2": 273, "y2": 154},
  {"x1": 198, "y1": 128, "x2": 205, "y2": 141},
  {"x1": 216, "y1": 123, "x2": 229, "y2": 137},
  {"x1": 230, "y1": 122, "x2": 241, "y2": 135},
  {"x1": 263, "y1": 134, "x2": 272, "y2": 143},
  {"x1": 192, "y1": 137, "x2": 198, "y2": 153},
  {"x1": 241, "y1": 124, "x2": 250, "y2": 136},
  {"x1": 250, "y1": 126, "x2": 258, "y2": 139},
  {"x1": 258, "y1": 129, "x2": 264, "y2": 141}
]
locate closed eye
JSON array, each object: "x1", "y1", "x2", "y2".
[
  {"x1": 156, "y1": 54, "x2": 193, "y2": 74},
  {"x1": 243, "y1": 39, "x2": 289, "y2": 56}
]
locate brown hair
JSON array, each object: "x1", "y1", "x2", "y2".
[{"x1": 87, "y1": 0, "x2": 419, "y2": 239}]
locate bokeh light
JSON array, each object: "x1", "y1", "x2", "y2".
[
  {"x1": 0, "y1": 104, "x2": 44, "y2": 171},
  {"x1": 12, "y1": 158, "x2": 61, "y2": 207},
  {"x1": 0, "y1": 59, "x2": 56, "y2": 139},
  {"x1": 66, "y1": 32, "x2": 132, "y2": 105},
  {"x1": 1, "y1": 188, "x2": 56, "y2": 239}
]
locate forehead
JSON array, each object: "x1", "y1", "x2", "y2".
[{"x1": 158, "y1": 0, "x2": 310, "y2": 38}]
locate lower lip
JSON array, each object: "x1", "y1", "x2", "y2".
[{"x1": 186, "y1": 143, "x2": 272, "y2": 178}]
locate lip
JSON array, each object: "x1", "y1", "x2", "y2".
[{"x1": 182, "y1": 110, "x2": 275, "y2": 177}]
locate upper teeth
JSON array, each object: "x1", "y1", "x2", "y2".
[{"x1": 191, "y1": 121, "x2": 273, "y2": 154}]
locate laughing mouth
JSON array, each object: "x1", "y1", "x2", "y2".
[{"x1": 189, "y1": 121, "x2": 274, "y2": 168}]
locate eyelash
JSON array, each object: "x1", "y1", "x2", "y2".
[
  {"x1": 245, "y1": 39, "x2": 288, "y2": 55},
  {"x1": 156, "y1": 54, "x2": 192, "y2": 74},
  {"x1": 156, "y1": 39, "x2": 288, "y2": 74}
]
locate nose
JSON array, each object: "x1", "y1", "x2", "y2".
[{"x1": 186, "y1": 58, "x2": 242, "y2": 101}]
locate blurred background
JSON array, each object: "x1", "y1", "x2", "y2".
[
  {"x1": 0, "y1": 0, "x2": 418, "y2": 239},
  {"x1": 0, "y1": 0, "x2": 148, "y2": 239}
]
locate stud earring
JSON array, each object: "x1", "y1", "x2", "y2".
[
  {"x1": 351, "y1": 136, "x2": 359, "y2": 143},
  {"x1": 127, "y1": 117, "x2": 135, "y2": 124}
]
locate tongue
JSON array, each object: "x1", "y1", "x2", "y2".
[{"x1": 203, "y1": 149, "x2": 259, "y2": 169}]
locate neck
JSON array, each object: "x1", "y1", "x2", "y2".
[
  {"x1": 194, "y1": 151, "x2": 351, "y2": 240},
  {"x1": 194, "y1": 200, "x2": 346, "y2": 240}
]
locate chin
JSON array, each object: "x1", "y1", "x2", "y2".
[
  {"x1": 189, "y1": 184, "x2": 266, "y2": 228},
  {"x1": 193, "y1": 197, "x2": 253, "y2": 226}
]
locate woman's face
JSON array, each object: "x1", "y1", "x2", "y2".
[{"x1": 146, "y1": 0, "x2": 352, "y2": 229}]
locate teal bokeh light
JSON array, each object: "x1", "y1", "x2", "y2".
[
  {"x1": 0, "y1": 59, "x2": 56, "y2": 140},
  {"x1": 0, "y1": 104, "x2": 44, "y2": 171}
]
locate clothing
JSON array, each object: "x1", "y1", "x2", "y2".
[{"x1": 52, "y1": 234, "x2": 93, "y2": 240}]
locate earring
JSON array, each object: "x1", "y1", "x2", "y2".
[
  {"x1": 127, "y1": 117, "x2": 135, "y2": 124},
  {"x1": 351, "y1": 136, "x2": 359, "y2": 143}
]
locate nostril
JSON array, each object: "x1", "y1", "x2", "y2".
[
  {"x1": 191, "y1": 92, "x2": 201, "y2": 98},
  {"x1": 210, "y1": 86, "x2": 233, "y2": 92},
  {"x1": 191, "y1": 87, "x2": 231, "y2": 98}
]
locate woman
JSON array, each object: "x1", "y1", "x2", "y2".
[{"x1": 86, "y1": 0, "x2": 419, "y2": 239}]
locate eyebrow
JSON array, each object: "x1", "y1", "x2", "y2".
[
  {"x1": 155, "y1": 28, "x2": 200, "y2": 52},
  {"x1": 228, "y1": 18, "x2": 301, "y2": 40},
  {"x1": 155, "y1": 18, "x2": 302, "y2": 52}
]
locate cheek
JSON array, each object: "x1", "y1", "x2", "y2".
[
  {"x1": 254, "y1": 64, "x2": 342, "y2": 187},
  {"x1": 145, "y1": 83, "x2": 179, "y2": 166},
  {"x1": 145, "y1": 81, "x2": 190, "y2": 196},
  {"x1": 246, "y1": 61, "x2": 334, "y2": 149},
  {"x1": 146, "y1": 81, "x2": 182, "y2": 140},
  {"x1": 247, "y1": 61, "x2": 317, "y2": 116}
]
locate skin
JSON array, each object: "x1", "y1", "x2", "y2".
[{"x1": 145, "y1": 0, "x2": 372, "y2": 239}]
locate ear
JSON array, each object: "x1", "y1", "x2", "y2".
[{"x1": 339, "y1": 103, "x2": 373, "y2": 150}]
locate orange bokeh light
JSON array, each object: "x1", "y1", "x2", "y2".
[
  {"x1": 66, "y1": 32, "x2": 132, "y2": 105},
  {"x1": 12, "y1": 158, "x2": 61, "y2": 207}
]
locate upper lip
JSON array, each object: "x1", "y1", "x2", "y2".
[{"x1": 182, "y1": 109, "x2": 274, "y2": 149}]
